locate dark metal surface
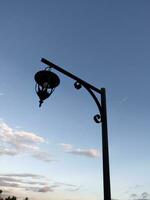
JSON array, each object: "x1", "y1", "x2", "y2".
[
  {"x1": 35, "y1": 70, "x2": 60, "y2": 89},
  {"x1": 101, "y1": 88, "x2": 111, "y2": 200},
  {"x1": 35, "y1": 58, "x2": 111, "y2": 200},
  {"x1": 41, "y1": 58, "x2": 101, "y2": 94}
]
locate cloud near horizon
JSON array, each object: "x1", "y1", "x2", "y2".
[
  {"x1": 60, "y1": 143, "x2": 100, "y2": 158},
  {"x1": 0, "y1": 121, "x2": 53, "y2": 162},
  {"x1": 0, "y1": 173, "x2": 80, "y2": 194}
]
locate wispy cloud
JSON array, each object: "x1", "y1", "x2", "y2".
[
  {"x1": 0, "y1": 174, "x2": 49, "y2": 192},
  {"x1": 0, "y1": 173, "x2": 44, "y2": 179},
  {"x1": 60, "y1": 143, "x2": 73, "y2": 150},
  {"x1": 0, "y1": 173, "x2": 80, "y2": 194},
  {"x1": 0, "y1": 121, "x2": 53, "y2": 162},
  {"x1": 0, "y1": 148, "x2": 18, "y2": 156},
  {"x1": 60, "y1": 143, "x2": 100, "y2": 158},
  {"x1": 65, "y1": 187, "x2": 80, "y2": 192},
  {"x1": 32, "y1": 151, "x2": 54, "y2": 162},
  {"x1": 68, "y1": 148, "x2": 100, "y2": 158},
  {"x1": 25, "y1": 186, "x2": 55, "y2": 193}
]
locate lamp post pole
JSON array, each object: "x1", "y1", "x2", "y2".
[
  {"x1": 34, "y1": 58, "x2": 111, "y2": 200},
  {"x1": 101, "y1": 88, "x2": 111, "y2": 200}
]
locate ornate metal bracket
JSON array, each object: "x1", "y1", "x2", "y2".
[
  {"x1": 39, "y1": 58, "x2": 103, "y2": 124},
  {"x1": 74, "y1": 81, "x2": 102, "y2": 123}
]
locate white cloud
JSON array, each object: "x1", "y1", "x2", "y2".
[
  {"x1": 0, "y1": 173, "x2": 80, "y2": 194},
  {"x1": 60, "y1": 143, "x2": 100, "y2": 158},
  {"x1": 66, "y1": 188, "x2": 80, "y2": 192},
  {"x1": 0, "y1": 121, "x2": 52, "y2": 162},
  {"x1": 36, "y1": 186, "x2": 54, "y2": 193},
  {"x1": 15, "y1": 130, "x2": 45, "y2": 144},
  {"x1": 68, "y1": 148, "x2": 100, "y2": 158},
  {"x1": 0, "y1": 122, "x2": 44, "y2": 148},
  {"x1": 0, "y1": 181, "x2": 19, "y2": 188},
  {"x1": 0, "y1": 148, "x2": 18, "y2": 156},
  {"x1": 60, "y1": 143, "x2": 73, "y2": 150},
  {"x1": 32, "y1": 151, "x2": 53, "y2": 162},
  {"x1": 0, "y1": 173, "x2": 44, "y2": 179}
]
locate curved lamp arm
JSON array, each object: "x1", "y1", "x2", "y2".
[
  {"x1": 74, "y1": 81, "x2": 102, "y2": 123},
  {"x1": 41, "y1": 58, "x2": 103, "y2": 123},
  {"x1": 40, "y1": 57, "x2": 111, "y2": 200}
]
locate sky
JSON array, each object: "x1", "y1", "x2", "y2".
[{"x1": 0, "y1": 0, "x2": 150, "y2": 200}]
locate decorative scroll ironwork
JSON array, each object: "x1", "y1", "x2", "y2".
[
  {"x1": 74, "y1": 81, "x2": 82, "y2": 90},
  {"x1": 74, "y1": 81, "x2": 102, "y2": 123},
  {"x1": 93, "y1": 114, "x2": 101, "y2": 123}
]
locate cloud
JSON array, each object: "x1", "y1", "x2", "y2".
[
  {"x1": 0, "y1": 122, "x2": 44, "y2": 149},
  {"x1": 36, "y1": 186, "x2": 54, "y2": 192},
  {"x1": 0, "y1": 121, "x2": 52, "y2": 162},
  {"x1": 0, "y1": 173, "x2": 80, "y2": 194},
  {"x1": 68, "y1": 148, "x2": 100, "y2": 158},
  {"x1": 0, "y1": 173, "x2": 44, "y2": 179},
  {"x1": 65, "y1": 187, "x2": 80, "y2": 192},
  {"x1": 0, "y1": 173, "x2": 50, "y2": 192},
  {"x1": 25, "y1": 186, "x2": 54, "y2": 193},
  {"x1": 54, "y1": 181, "x2": 78, "y2": 188},
  {"x1": 60, "y1": 143, "x2": 100, "y2": 158},
  {"x1": 0, "y1": 181, "x2": 19, "y2": 188},
  {"x1": 60, "y1": 143, "x2": 73, "y2": 150},
  {"x1": 32, "y1": 151, "x2": 54, "y2": 162},
  {"x1": 0, "y1": 176, "x2": 24, "y2": 183},
  {"x1": 0, "y1": 148, "x2": 18, "y2": 156}
]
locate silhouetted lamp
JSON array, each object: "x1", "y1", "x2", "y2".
[
  {"x1": 34, "y1": 69, "x2": 60, "y2": 107},
  {"x1": 34, "y1": 58, "x2": 111, "y2": 200}
]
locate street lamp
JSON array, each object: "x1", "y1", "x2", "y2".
[{"x1": 34, "y1": 58, "x2": 111, "y2": 200}]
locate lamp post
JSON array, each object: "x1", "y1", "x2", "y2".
[{"x1": 34, "y1": 58, "x2": 111, "y2": 200}]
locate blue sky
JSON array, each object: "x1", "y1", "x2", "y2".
[{"x1": 0, "y1": 1, "x2": 150, "y2": 200}]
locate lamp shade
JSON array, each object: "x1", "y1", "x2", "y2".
[
  {"x1": 34, "y1": 70, "x2": 60, "y2": 89},
  {"x1": 34, "y1": 70, "x2": 60, "y2": 107}
]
